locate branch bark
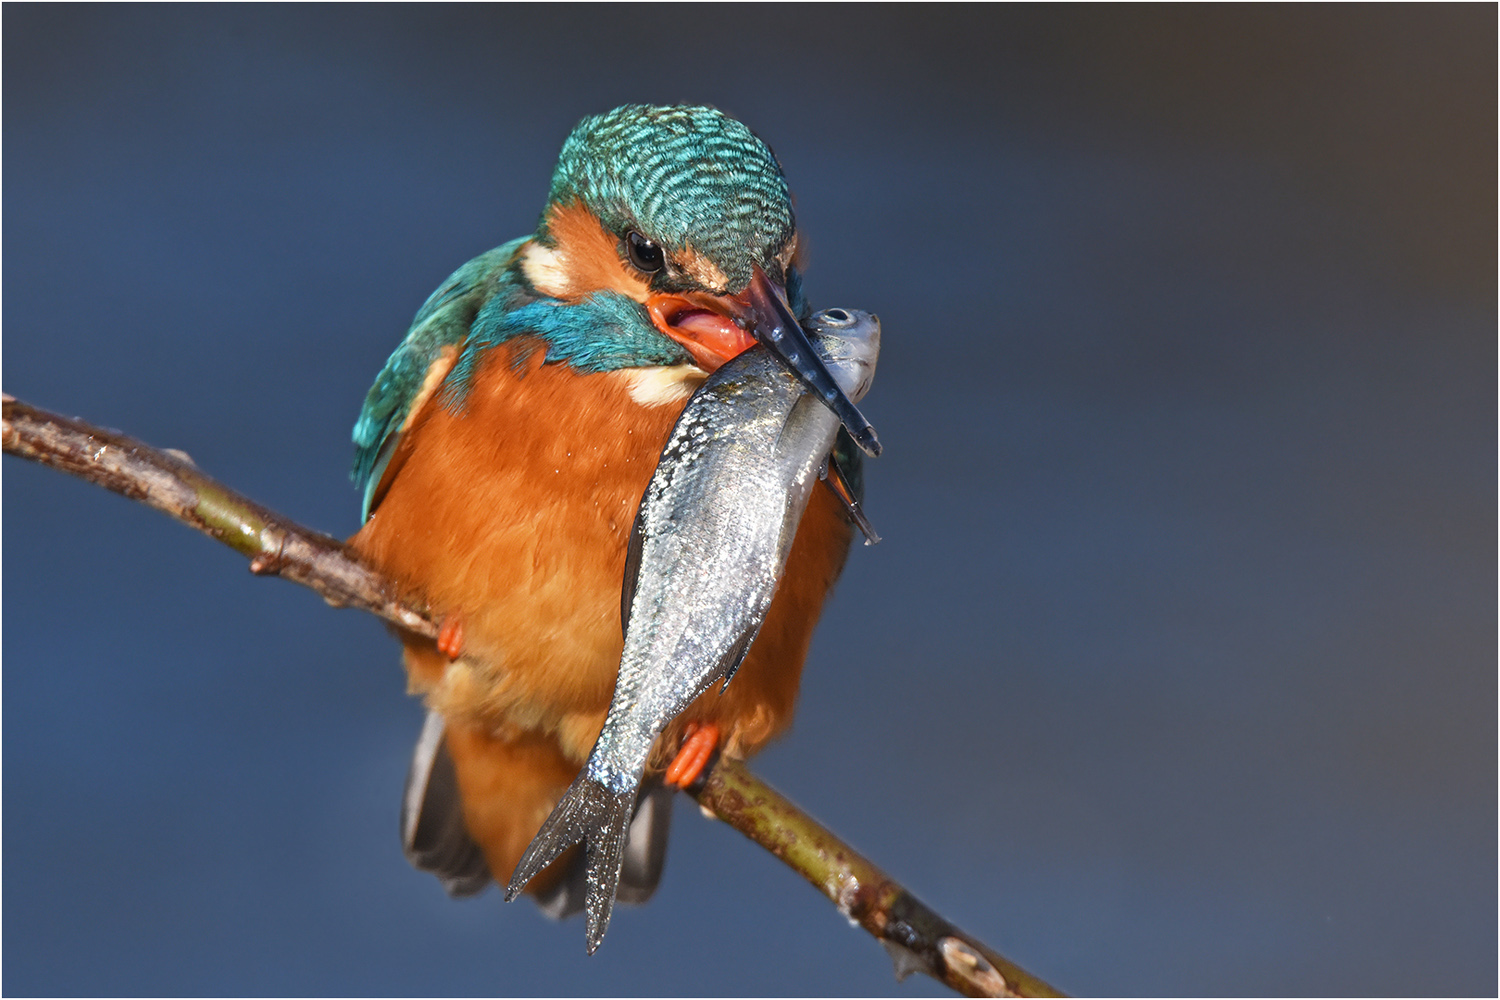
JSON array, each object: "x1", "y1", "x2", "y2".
[{"x1": 3, "y1": 394, "x2": 1064, "y2": 999}]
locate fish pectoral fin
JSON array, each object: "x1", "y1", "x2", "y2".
[
  {"x1": 718, "y1": 620, "x2": 763, "y2": 693},
  {"x1": 823, "y1": 451, "x2": 882, "y2": 545},
  {"x1": 400, "y1": 710, "x2": 492, "y2": 897},
  {"x1": 506, "y1": 772, "x2": 637, "y2": 955}
]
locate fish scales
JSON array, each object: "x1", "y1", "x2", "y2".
[
  {"x1": 605, "y1": 357, "x2": 821, "y2": 784},
  {"x1": 507, "y1": 308, "x2": 880, "y2": 952}
]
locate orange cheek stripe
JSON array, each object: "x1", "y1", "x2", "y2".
[{"x1": 543, "y1": 201, "x2": 650, "y2": 304}]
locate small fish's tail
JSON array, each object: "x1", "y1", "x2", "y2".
[{"x1": 505, "y1": 772, "x2": 635, "y2": 954}]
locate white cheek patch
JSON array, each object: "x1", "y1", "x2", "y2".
[
  {"x1": 618, "y1": 365, "x2": 707, "y2": 408},
  {"x1": 521, "y1": 241, "x2": 572, "y2": 298}
]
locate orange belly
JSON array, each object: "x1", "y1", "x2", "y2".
[{"x1": 350, "y1": 339, "x2": 852, "y2": 884}]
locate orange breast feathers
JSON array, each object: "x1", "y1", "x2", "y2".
[{"x1": 349, "y1": 338, "x2": 854, "y2": 767}]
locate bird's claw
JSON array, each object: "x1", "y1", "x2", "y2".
[
  {"x1": 664, "y1": 721, "x2": 720, "y2": 790},
  {"x1": 437, "y1": 614, "x2": 465, "y2": 660}
]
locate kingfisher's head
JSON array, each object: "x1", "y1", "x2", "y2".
[
  {"x1": 515, "y1": 104, "x2": 879, "y2": 454},
  {"x1": 519, "y1": 104, "x2": 792, "y2": 369}
]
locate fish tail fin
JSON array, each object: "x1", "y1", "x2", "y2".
[{"x1": 505, "y1": 772, "x2": 636, "y2": 954}]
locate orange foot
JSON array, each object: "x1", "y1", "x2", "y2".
[
  {"x1": 664, "y1": 721, "x2": 720, "y2": 789},
  {"x1": 437, "y1": 613, "x2": 465, "y2": 660}
]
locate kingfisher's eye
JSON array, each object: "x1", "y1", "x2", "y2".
[{"x1": 625, "y1": 231, "x2": 665, "y2": 274}]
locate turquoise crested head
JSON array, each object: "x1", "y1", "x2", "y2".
[{"x1": 540, "y1": 104, "x2": 796, "y2": 294}]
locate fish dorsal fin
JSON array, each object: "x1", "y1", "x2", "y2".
[{"x1": 620, "y1": 490, "x2": 650, "y2": 636}]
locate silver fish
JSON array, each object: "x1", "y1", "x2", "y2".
[{"x1": 504, "y1": 307, "x2": 881, "y2": 952}]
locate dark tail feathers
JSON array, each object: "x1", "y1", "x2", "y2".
[
  {"x1": 401, "y1": 710, "x2": 491, "y2": 897},
  {"x1": 505, "y1": 772, "x2": 635, "y2": 954}
]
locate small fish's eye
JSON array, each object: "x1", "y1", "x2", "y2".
[
  {"x1": 625, "y1": 231, "x2": 665, "y2": 274},
  {"x1": 823, "y1": 308, "x2": 851, "y2": 324}
]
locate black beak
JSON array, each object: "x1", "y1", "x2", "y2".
[{"x1": 743, "y1": 268, "x2": 882, "y2": 457}]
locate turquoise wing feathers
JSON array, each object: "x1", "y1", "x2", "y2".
[{"x1": 351, "y1": 239, "x2": 525, "y2": 521}]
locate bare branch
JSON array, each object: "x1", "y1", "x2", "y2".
[
  {"x1": 695, "y1": 759, "x2": 1062, "y2": 998},
  {"x1": 2, "y1": 395, "x2": 435, "y2": 639},
  {"x1": 2, "y1": 394, "x2": 1064, "y2": 998}
]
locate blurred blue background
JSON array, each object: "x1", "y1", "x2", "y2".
[{"x1": 4, "y1": 6, "x2": 1493, "y2": 996}]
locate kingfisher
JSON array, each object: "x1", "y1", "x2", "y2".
[{"x1": 348, "y1": 104, "x2": 876, "y2": 917}]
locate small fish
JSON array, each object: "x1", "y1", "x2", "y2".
[{"x1": 504, "y1": 307, "x2": 881, "y2": 952}]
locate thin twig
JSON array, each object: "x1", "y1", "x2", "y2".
[
  {"x1": 694, "y1": 758, "x2": 1062, "y2": 998},
  {"x1": 2, "y1": 394, "x2": 1064, "y2": 998},
  {"x1": 1, "y1": 395, "x2": 435, "y2": 638}
]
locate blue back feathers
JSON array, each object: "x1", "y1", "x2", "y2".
[{"x1": 350, "y1": 240, "x2": 523, "y2": 517}]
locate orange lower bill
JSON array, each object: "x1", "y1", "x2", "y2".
[{"x1": 646, "y1": 293, "x2": 757, "y2": 372}]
